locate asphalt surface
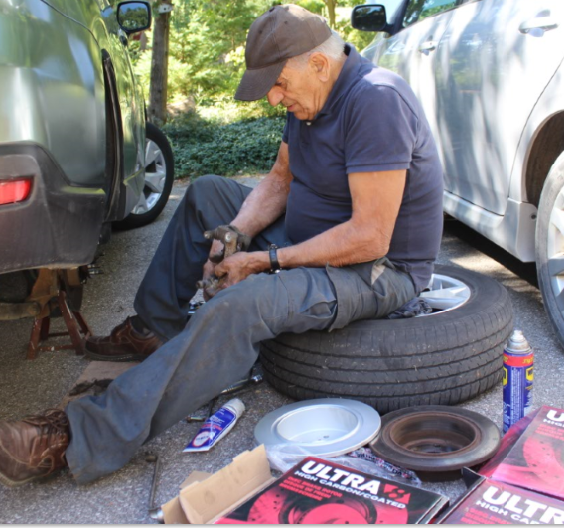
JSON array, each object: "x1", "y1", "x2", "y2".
[{"x1": 1, "y1": 178, "x2": 563, "y2": 524}]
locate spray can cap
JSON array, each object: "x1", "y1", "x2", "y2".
[
  {"x1": 224, "y1": 398, "x2": 246, "y2": 416},
  {"x1": 512, "y1": 329, "x2": 525, "y2": 342},
  {"x1": 507, "y1": 329, "x2": 531, "y2": 353}
]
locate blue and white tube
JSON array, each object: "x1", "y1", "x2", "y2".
[{"x1": 183, "y1": 398, "x2": 245, "y2": 453}]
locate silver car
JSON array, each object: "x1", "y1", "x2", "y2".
[
  {"x1": 353, "y1": 0, "x2": 564, "y2": 345},
  {"x1": 0, "y1": 1, "x2": 173, "y2": 314}
]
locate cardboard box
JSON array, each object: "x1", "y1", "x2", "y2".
[
  {"x1": 439, "y1": 474, "x2": 564, "y2": 525},
  {"x1": 487, "y1": 405, "x2": 564, "y2": 500},
  {"x1": 162, "y1": 446, "x2": 448, "y2": 524},
  {"x1": 162, "y1": 445, "x2": 275, "y2": 524}
]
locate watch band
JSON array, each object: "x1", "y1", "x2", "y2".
[{"x1": 269, "y1": 244, "x2": 281, "y2": 273}]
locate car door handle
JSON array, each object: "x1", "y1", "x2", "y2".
[
  {"x1": 519, "y1": 16, "x2": 558, "y2": 35},
  {"x1": 418, "y1": 40, "x2": 437, "y2": 55}
]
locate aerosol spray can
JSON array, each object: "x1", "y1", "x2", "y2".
[{"x1": 502, "y1": 329, "x2": 533, "y2": 433}]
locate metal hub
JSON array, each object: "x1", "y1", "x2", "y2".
[
  {"x1": 131, "y1": 137, "x2": 167, "y2": 215},
  {"x1": 418, "y1": 272, "x2": 471, "y2": 315},
  {"x1": 546, "y1": 187, "x2": 564, "y2": 312}
]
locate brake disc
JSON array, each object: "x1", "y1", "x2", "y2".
[
  {"x1": 369, "y1": 405, "x2": 501, "y2": 479},
  {"x1": 254, "y1": 398, "x2": 381, "y2": 458}
]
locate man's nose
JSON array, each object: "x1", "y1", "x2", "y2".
[{"x1": 267, "y1": 87, "x2": 284, "y2": 107}]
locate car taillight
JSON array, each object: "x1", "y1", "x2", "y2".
[{"x1": 0, "y1": 179, "x2": 32, "y2": 205}]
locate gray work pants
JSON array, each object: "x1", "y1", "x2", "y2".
[{"x1": 65, "y1": 175, "x2": 416, "y2": 484}]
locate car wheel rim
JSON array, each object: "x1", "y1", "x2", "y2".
[
  {"x1": 546, "y1": 187, "x2": 564, "y2": 312},
  {"x1": 131, "y1": 138, "x2": 167, "y2": 215},
  {"x1": 418, "y1": 272, "x2": 471, "y2": 315}
]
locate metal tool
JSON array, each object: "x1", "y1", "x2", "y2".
[
  {"x1": 184, "y1": 365, "x2": 263, "y2": 423},
  {"x1": 146, "y1": 453, "x2": 165, "y2": 523},
  {"x1": 187, "y1": 301, "x2": 205, "y2": 316},
  {"x1": 186, "y1": 396, "x2": 218, "y2": 423},
  {"x1": 221, "y1": 370, "x2": 263, "y2": 395},
  {"x1": 195, "y1": 225, "x2": 251, "y2": 297}
]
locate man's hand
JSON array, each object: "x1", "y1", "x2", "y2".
[
  {"x1": 210, "y1": 251, "x2": 270, "y2": 295},
  {"x1": 201, "y1": 239, "x2": 224, "y2": 300}
]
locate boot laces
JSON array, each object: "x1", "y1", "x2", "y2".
[{"x1": 21, "y1": 409, "x2": 69, "y2": 442}]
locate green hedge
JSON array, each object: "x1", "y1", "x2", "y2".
[{"x1": 163, "y1": 114, "x2": 285, "y2": 179}]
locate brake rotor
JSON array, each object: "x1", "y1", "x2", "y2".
[
  {"x1": 370, "y1": 406, "x2": 501, "y2": 479},
  {"x1": 254, "y1": 398, "x2": 381, "y2": 458}
]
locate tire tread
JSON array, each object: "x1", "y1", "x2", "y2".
[{"x1": 259, "y1": 265, "x2": 512, "y2": 413}]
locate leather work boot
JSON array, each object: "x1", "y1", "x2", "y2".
[
  {"x1": 85, "y1": 316, "x2": 163, "y2": 362},
  {"x1": 0, "y1": 409, "x2": 69, "y2": 487}
]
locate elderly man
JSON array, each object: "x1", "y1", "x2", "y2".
[{"x1": 0, "y1": 5, "x2": 443, "y2": 486}]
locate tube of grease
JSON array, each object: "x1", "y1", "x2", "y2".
[{"x1": 183, "y1": 398, "x2": 245, "y2": 453}]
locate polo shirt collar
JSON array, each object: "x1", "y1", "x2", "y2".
[{"x1": 315, "y1": 43, "x2": 362, "y2": 119}]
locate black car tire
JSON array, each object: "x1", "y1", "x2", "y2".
[
  {"x1": 260, "y1": 265, "x2": 513, "y2": 413},
  {"x1": 536, "y1": 151, "x2": 564, "y2": 349},
  {"x1": 115, "y1": 122, "x2": 174, "y2": 229},
  {"x1": 0, "y1": 270, "x2": 84, "y2": 314}
]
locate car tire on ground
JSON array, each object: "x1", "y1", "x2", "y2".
[
  {"x1": 115, "y1": 122, "x2": 174, "y2": 230},
  {"x1": 260, "y1": 265, "x2": 513, "y2": 413},
  {"x1": 536, "y1": 151, "x2": 564, "y2": 349}
]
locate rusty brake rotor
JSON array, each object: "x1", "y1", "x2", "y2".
[{"x1": 369, "y1": 405, "x2": 501, "y2": 479}]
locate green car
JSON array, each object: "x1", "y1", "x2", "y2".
[{"x1": 0, "y1": 1, "x2": 174, "y2": 312}]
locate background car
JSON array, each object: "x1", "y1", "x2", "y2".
[
  {"x1": 352, "y1": 0, "x2": 564, "y2": 346},
  {"x1": 0, "y1": 0, "x2": 173, "y2": 315}
]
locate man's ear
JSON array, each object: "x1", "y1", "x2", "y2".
[{"x1": 309, "y1": 53, "x2": 330, "y2": 82}]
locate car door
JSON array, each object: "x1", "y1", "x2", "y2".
[
  {"x1": 362, "y1": 0, "x2": 459, "y2": 163},
  {"x1": 435, "y1": 0, "x2": 564, "y2": 215}
]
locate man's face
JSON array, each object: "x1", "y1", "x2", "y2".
[{"x1": 266, "y1": 58, "x2": 327, "y2": 121}]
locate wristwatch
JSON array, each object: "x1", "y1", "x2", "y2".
[{"x1": 269, "y1": 244, "x2": 282, "y2": 274}]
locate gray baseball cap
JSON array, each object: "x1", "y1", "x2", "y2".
[{"x1": 234, "y1": 4, "x2": 332, "y2": 101}]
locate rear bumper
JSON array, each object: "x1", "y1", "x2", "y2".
[{"x1": 0, "y1": 142, "x2": 106, "y2": 273}]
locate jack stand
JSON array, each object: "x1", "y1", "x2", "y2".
[
  {"x1": 27, "y1": 290, "x2": 91, "y2": 359},
  {"x1": 26, "y1": 271, "x2": 92, "y2": 359}
]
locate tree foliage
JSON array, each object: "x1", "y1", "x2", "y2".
[
  {"x1": 133, "y1": 0, "x2": 376, "y2": 109},
  {"x1": 163, "y1": 114, "x2": 285, "y2": 177},
  {"x1": 131, "y1": 0, "x2": 378, "y2": 178}
]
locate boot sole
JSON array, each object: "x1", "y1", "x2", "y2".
[
  {"x1": 0, "y1": 467, "x2": 64, "y2": 487},
  {"x1": 84, "y1": 349, "x2": 147, "y2": 362}
]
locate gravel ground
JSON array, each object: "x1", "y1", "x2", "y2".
[{"x1": 1, "y1": 178, "x2": 562, "y2": 523}]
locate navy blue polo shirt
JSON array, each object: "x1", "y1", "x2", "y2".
[{"x1": 282, "y1": 45, "x2": 444, "y2": 292}]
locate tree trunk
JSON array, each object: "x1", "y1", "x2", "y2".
[
  {"x1": 148, "y1": 1, "x2": 172, "y2": 126},
  {"x1": 324, "y1": 0, "x2": 337, "y2": 29},
  {"x1": 139, "y1": 31, "x2": 148, "y2": 52}
]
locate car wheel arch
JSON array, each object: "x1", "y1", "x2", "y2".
[
  {"x1": 525, "y1": 111, "x2": 564, "y2": 208},
  {"x1": 101, "y1": 49, "x2": 125, "y2": 222}
]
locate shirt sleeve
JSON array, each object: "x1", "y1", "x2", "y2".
[{"x1": 344, "y1": 83, "x2": 419, "y2": 174}]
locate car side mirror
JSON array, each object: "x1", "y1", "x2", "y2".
[
  {"x1": 351, "y1": 4, "x2": 388, "y2": 32},
  {"x1": 117, "y1": 1, "x2": 152, "y2": 34}
]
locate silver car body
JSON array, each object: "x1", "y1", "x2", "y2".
[
  {"x1": 0, "y1": 0, "x2": 146, "y2": 273},
  {"x1": 361, "y1": 0, "x2": 564, "y2": 263}
]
